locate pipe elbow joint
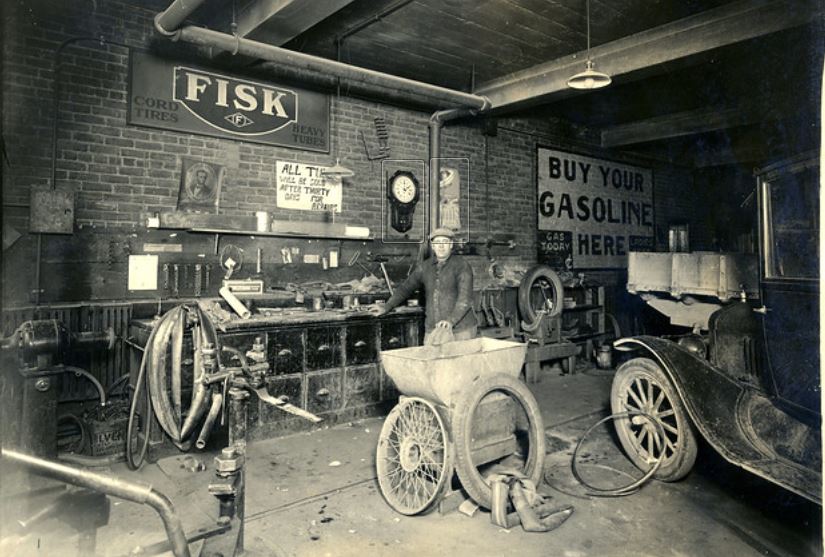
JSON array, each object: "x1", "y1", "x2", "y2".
[
  {"x1": 475, "y1": 95, "x2": 492, "y2": 112},
  {"x1": 153, "y1": 13, "x2": 181, "y2": 40}
]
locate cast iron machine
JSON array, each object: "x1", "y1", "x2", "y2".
[{"x1": 0, "y1": 319, "x2": 115, "y2": 458}]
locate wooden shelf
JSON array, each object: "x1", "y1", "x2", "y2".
[
  {"x1": 565, "y1": 331, "x2": 609, "y2": 341},
  {"x1": 189, "y1": 227, "x2": 374, "y2": 241},
  {"x1": 147, "y1": 212, "x2": 373, "y2": 241}
]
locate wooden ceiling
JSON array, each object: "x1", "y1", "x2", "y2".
[{"x1": 141, "y1": 0, "x2": 824, "y2": 168}]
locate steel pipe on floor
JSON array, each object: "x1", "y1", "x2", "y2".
[{"x1": 1, "y1": 448, "x2": 191, "y2": 557}]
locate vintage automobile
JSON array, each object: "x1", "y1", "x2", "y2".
[{"x1": 610, "y1": 155, "x2": 820, "y2": 504}]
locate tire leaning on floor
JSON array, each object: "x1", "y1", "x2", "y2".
[
  {"x1": 453, "y1": 373, "x2": 546, "y2": 509},
  {"x1": 610, "y1": 357, "x2": 698, "y2": 481}
]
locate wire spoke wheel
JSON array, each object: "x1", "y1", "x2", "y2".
[
  {"x1": 611, "y1": 357, "x2": 697, "y2": 481},
  {"x1": 376, "y1": 397, "x2": 452, "y2": 515}
]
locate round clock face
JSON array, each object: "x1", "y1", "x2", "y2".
[{"x1": 391, "y1": 175, "x2": 417, "y2": 204}]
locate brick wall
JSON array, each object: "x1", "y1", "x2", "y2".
[{"x1": 2, "y1": 0, "x2": 705, "y2": 311}]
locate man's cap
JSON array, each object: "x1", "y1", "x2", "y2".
[{"x1": 429, "y1": 227, "x2": 455, "y2": 241}]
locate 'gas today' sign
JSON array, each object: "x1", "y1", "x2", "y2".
[
  {"x1": 537, "y1": 147, "x2": 654, "y2": 268},
  {"x1": 128, "y1": 51, "x2": 329, "y2": 152}
]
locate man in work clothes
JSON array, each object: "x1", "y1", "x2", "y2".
[{"x1": 373, "y1": 227, "x2": 477, "y2": 344}]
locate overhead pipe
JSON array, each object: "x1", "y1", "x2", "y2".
[
  {"x1": 154, "y1": 21, "x2": 488, "y2": 110},
  {"x1": 154, "y1": 0, "x2": 209, "y2": 36},
  {"x1": 2, "y1": 448, "x2": 191, "y2": 557}
]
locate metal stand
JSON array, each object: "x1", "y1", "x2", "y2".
[{"x1": 521, "y1": 312, "x2": 579, "y2": 382}]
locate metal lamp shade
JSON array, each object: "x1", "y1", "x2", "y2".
[
  {"x1": 567, "y1": 60, "x2": 612, "y2": 90},
  {"x1": 322, "y1": 158, "x2": 355, "y2": 179}
]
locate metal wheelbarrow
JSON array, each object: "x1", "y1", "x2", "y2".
[{"x1": 375, "y1": 337, "x2": 546, "y2": 514}]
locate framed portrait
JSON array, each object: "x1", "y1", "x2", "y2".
[{"x1": 177, "y1": 158, "x2": 224, "y2": 213}]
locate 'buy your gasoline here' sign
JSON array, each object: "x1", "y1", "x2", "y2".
[{"x1": 537, "y1": 147, "x2": 654, "y2": 268}]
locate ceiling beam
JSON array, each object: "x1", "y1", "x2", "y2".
[
  {"x1": 601, "y1": 105, "x2": 764, "y2": 148},
  {"x1": 237, "y1": 0, "x2": 356, "y2": 44},
  {"x1": 475, "y1": 0, "x2": 821, "y2": 111},
  {"x1": 693, "y1": 144, "x2": 766, "y2": 168}
]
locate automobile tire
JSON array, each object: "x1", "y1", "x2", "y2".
[
  {"x1": 611, "y1": 357, "x2": 698, "y2": 481},
  {"x1": 518, "y1": 265, "x2": 564, "y2": 323},
  {"x1": 453, "y1": 373, "x2": 546, "y2": 509}
]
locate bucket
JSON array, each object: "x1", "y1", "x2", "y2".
[{"x1": 594, "y1": 345, "x2": 612, "y2": 369}]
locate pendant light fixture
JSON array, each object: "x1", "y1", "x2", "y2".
[
  {"x1": 322, "y1": 78, "x2": 355, "y2": 179},
  {"x1": 567, "y1": 0, "x2": 612, "y2": 90}
]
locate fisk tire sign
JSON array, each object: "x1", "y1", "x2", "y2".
[{"x1": 129, "y1": 51, "x2": 328, "y2": 151}]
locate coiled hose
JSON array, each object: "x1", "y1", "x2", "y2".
[{"x1": 569, "y1": 411, "x2": 665, "y2": 497}]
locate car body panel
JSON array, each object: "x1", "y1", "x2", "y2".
[{"x1": 615, "y1": 335, "x2": 821, "y2": 504}]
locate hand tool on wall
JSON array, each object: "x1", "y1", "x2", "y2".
[
  {"x1": 172, "y1": 264, "x2": 180, "y2": 297},
  {"x1": 162, "y1": 264, "x2": 170, "y2": 292},
  {"x1": 194, "y1": 264, "x2": 203, "y2": 297}
]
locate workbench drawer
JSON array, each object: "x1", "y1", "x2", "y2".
[
  {"x1": 306, "y1": 370, "x2": 342, "y2": 414},
  {"x1": 260, "y1": 374, "x2": 304, "y2": 424},
  {"x1": 267, "y1": 329, "x2": 304, "y2": 375},
  {"x1": 306, "y1": 327, "x2": 341, "y2": 371},
  {"x1": 346, "y1": 323, "x2": 378, "y2": 365},
  {"x1": 343, "y1": 365, "x2": 380, "y2": 408},
  {"x1": 380, "y1": 321, "x2": 410, "y2": 350}
]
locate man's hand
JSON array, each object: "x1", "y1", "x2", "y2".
[
  {"x1": 368, "y1": 303, "x2": 390, "y2": 317},
  {"x1": 435, "y1": 320, "x2": 452, "y2": 329}
]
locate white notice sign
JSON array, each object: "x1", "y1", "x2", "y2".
[
  {"x1": 276, "y1": 161, "x2": 342, "y2": 212},
  {"x1": 128, "y1": 255, "x2": 158, "y2": 291}
]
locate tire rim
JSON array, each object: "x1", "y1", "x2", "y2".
[
  {"x1": 617, "y1": 375, "x2": 678, "y2": 464},
  {"x1": 376, "y1": 397, "x2": 451, "y2": 515}
]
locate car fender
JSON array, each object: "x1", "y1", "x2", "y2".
[{"x1": 615, "y1": 336, "x2": 766, "y2": 466}]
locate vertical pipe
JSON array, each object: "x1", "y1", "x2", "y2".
[
  {"x1": 228, "y1": 388, "x2": 248, "y2": 551},
  {"x1": 428, "y1": 106, "x2": 488, "y2": 236}
]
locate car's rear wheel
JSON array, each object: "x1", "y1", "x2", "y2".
[{"x1": 610, "y1": 357, "x2": 697, "y2": 481}]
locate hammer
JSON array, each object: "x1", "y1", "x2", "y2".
[{"x1": 372, "y1": 255, "x2": 394, "y2": 295}]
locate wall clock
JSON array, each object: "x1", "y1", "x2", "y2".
[{"x1": 387, "y1": 170, "x2": 420, "y2": 233}]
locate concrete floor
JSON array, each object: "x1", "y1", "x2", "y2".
[{"x1": 2, "y1": 366, "x2": 821, "y2": 557}]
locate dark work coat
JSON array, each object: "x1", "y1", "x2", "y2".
[{"x1": 384, "y1": 255, "x2": 477, "y2": 334}]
